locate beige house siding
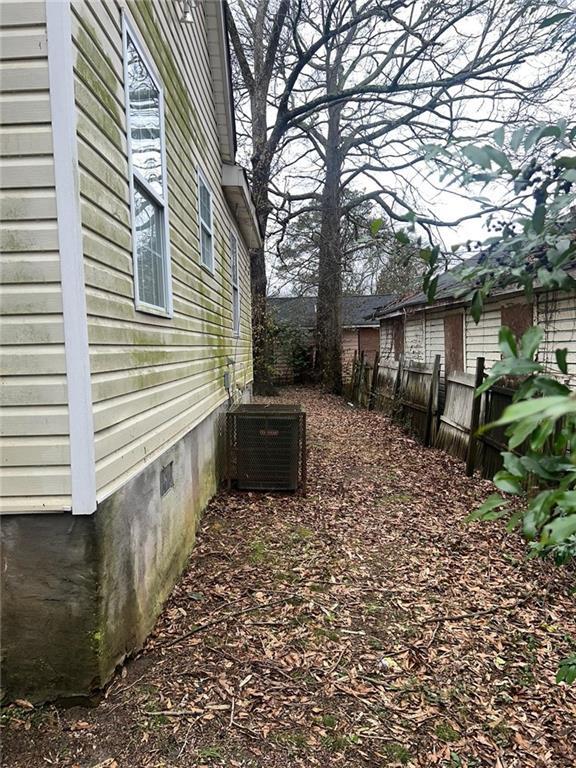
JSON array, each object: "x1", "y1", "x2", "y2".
[
  {"x1": 0, "y1": 0, "x2": 72, "y2": 512},
  {"x1": 1, "y1": 0, "x2": 253, "y2": 513},
  {"x1": 71, "y1": 0, "x2": 253, "y2": 502},
  {"x1": 379, "y1": 290, "x2": 575, "y2": 388},
  {"x1": 379, "y1": 320, "x2": 394, "y2": 360},
  {"x1": 425, "y1": 314, "x2": 444, "y2": 367},
  {"x1": 537, "y1": 292, "x2": 576, "y2": 386},
  {"x1": 404, "y1": 315, "x2": 424, "y2": 360},
  {"x1": 342, "y1": 328, "x2": 358, "y2": 374},
  {"x1": 465, "y1": 303, "x2": 506, "y2": 374}
]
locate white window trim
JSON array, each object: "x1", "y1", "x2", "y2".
[
  {"x1": 198, "y1": 167, "x2": 214, "y2": 273},
  {"x1": 122, "y1": 12, "x2": 173, "y2": 318},
  {"x1": 230, "y1": 231, "x2": 240, "y2": 337}
]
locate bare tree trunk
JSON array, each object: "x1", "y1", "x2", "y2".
[
  {"x1": 249, "y1": 166, "x2": 273, "y2": 394},
  {"x1": 316, "y1": 95, "x2": 344, "y2": 394},
  {"x1": 249, "y1": 96, "x2": 275, "y2": 393},
  {"x1": 225, "y1": 0, "x2": 570, "y2": 396}
]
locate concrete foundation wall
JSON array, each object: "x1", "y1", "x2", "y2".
[{"x1": 0, "y1": 396, "x2": 247, "y2": 703}]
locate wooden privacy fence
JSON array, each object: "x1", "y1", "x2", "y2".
[
  {"x1": 398, "y1": 357, "x2": 440, "y2": 446},
  {"x1": 349, "y1": 352, "x2": 440, "y2": 446},
  {"x1": 436, "y1": 371, "x2": 477, "y2": 461},
  {"x1": 475, "y1": 383, "x2": 516, "y2": 478},
  {"x1": 347, "y1": 354, "x2": 514, "y2": 477}
]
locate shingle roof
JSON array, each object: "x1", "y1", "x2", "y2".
[
  {"x1": 268, "y1": 294, "x2": 396, "y2": 329},
  {"x1": 377, "y1": 249, "x2": 576, "y2": 318}
]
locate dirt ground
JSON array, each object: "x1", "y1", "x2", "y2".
[{"x1": 2, "y1": 388, "x2": 575, "y2": 768}]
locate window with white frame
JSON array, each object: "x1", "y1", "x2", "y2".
[
  {"x1": 230, "y1": 232, "x2": 240, "y2": 336},
  {"x1": 198, "y1": 172, "x2": 214, "y2": 270},
  {"x1": 124, "y1": 26, "x2": 171, "y2": 314}
]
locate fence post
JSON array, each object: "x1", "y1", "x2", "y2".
[
  {"x1": 466, "y1": 356, "x2": 485, "y2": 477},
  {"x1": 368, "y1": 351, "x2": 380, "y2": 410},
  {"x1": 424, "y1": 354, "x2": 441, "y2": 447},
  {"x1": 393, "y1": 354, "x2": 403, "y2": 398},
  {"x1": 391, "y1": 354, "x2": 404, "y2": 421}
]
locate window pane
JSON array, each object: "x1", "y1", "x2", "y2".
[
  {"x1": 127, "y1": 36, "x2": 163, "y2": 197},
  {"x1": 199, "y1": 180, "x2": 211, "y2": 227},
  {"x1": 231, "y1": 235, "x2": 238, "y2": 286},
  {"x1": 201, "y1": 225, "x2": 213, "y2": 269},
  {"x1": 134, "y1": 185, "x2": 166, "y2": 308},
  {"x1": 233, "y1": 286, "x2": 240, "y2": 335}
]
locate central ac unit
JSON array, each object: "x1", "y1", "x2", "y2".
[{"x1": 227, "y1": 404, "x2": 306, "y2": 492}]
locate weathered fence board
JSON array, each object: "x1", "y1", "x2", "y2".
[
  {"x1": 344, "y1": 353, "x2": 532, "y2": 480},
  {"x1": 478, "y1": 384, "x2": 515, "y2": 478},
  {"x1": 371, "y1": 357, "x2": 402, "y2": 413},
  {"x1": 435, "y1": 371, "x2": 477, "y2": 460},
  {"x1": 398, "y1": 358, "x2": 440, "y2": 444},
  {"x1": 349, "y1": 355, "x2": 440, "y2": 445}
]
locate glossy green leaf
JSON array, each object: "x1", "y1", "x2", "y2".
[
  {"x1": 503, "y1": 452, "x2": 524, "y2": 477},
  {"x1": 466, "y1": 494, "x2": 508, "y2": 521},
  {"x1": 556, "y1": 655, "x2": 576, "y2": 685},
  {"x1": 508, "y1": 418, "x2": 540, "y2": 450},
  {"x1": 492, "y1": 126, "x2": 505, "y2": 147},
  {"x1": 370, "y1": 219, "x2": 383, "y2": 236},
  {"x1": 555, "y1": 155, "x2": 576, "y2": 169},
  {"x1": 510, "y1": 127, "x2": 525, "y2": 152},
  {"x1": 462, "y1": 145, "x2": 491, "y2": 169},
  {"x1": 492, "y1": 396, "x2": 568, "y2": 426},
  {"x1": 493, "y1": 470, "x2": 523, "y2": 495},
  {"x1": 532, "y1": 204, "x2": 546, "y2": 234},
  {"x1": 519, "y1": 326, "x2": 543, "y2": 359},
  {"x1": 542, "y1": 514, "x2": 576, "y2": 544},
  {"x1": 539, "y1": 11, "x2": 573, "y2": 28},
  {"x1": 556, "y1": 348, "x2": 568, "y2": 374},
  {"x1": 485, "y1": 145, "x2": 512, "y2": 170},
  {"x1": 499, "y1": 326, "x2": 517, "y2": 358},
  {"x1": 471, "y1": 290, "x2": 483, "y2": 324}
]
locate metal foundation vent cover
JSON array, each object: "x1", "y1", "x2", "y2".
[{"x1": 227, "y1": 404, "x2": 306, "y2": 493}]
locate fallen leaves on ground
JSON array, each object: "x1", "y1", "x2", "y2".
[{"x1": 2, "y1": 388, "x2": 575, "y2": 768}]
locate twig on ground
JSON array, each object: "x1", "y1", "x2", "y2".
[
  {"x1": 418, "y1": 596, "x2": 531, "y2": 625},
  {"x1": 161, "y1": 596, "x2": 297, "y2": 648}
]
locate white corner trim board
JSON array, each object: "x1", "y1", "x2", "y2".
[{"x1": 46, "y1": 0, "x2": 97, "y2": 515}]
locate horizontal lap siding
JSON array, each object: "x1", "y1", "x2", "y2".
[
  {"x1": 379, "y1": 320, "x2": 395, "y2": 360},
  {"x1": 0, "y1": 0, "x2": 71, "y2": 512},
  {"x1": 342, "y1": 329, "x2": 357, "y2": 370},
  {"x1": 404, "y1": 315, "x2": 424, "y2": 362},
  {"x1": 537, "y1": 292, "x2": 576, "y2": 387},
  {"x1": 465, "y1": 305, "x2": 502, "y2": 375},
  {"x1": 72, "y1": 0, "x2": 252, "y2": 502},
  {"x1": 425, "y1": 313, "x2": 444, "y2": 368}
]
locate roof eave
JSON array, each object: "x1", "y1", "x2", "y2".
[
  {"x1": 205, "y1": 2, "x2": 236, "y2": 163},
  {"x1": 222, "y1": 163, "x2": 263, "y2": 249}
]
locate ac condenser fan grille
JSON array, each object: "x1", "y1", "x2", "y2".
[{"x1": 227, "y1": 404, "x2": 306, "y2": 493}]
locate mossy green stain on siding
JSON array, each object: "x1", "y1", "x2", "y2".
[
  {"x1": 1, "y1": 232, "x2": 26, "y2": 252},
  {"x1": 75, "y1": 52, "x2": 121, "y2": 126},
  {"x1": 73, "y1": 20, "x2": 124, "y2": 151},
  {"x1": 74, "y1": 20, "x2": 118, "y2": 97},
  {"x1": 75, "y1": 79, "x2": 123, "y2": 151}
]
